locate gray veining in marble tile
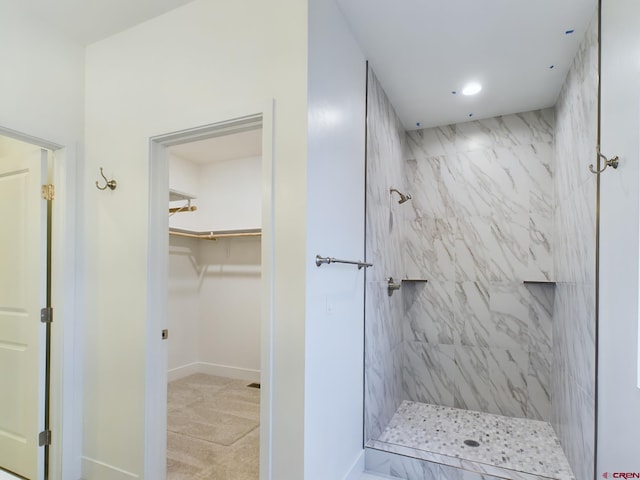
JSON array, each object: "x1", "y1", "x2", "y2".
[
  {"x1": 552, "y1": 12, "x2": 597, "y2": 480},
  {"x1": 365, "y1": 16, "x2": 596, "y2": 479},
  {"x1": 403, "y1": 342, "x2": 456, "y2": 406},
  {"x1": 401, "y1": 101, "x2": 557, "y2": 421},
  {"x1": 403, "y1": 281, "x2": 457, "y2": 345},
  {"x1": 365, "y1": 67, "x2": 408, "y2": 441}
]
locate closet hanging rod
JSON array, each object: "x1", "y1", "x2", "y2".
[
  {"x1": 169, "y1": 229, "x2": 261, "y2": 241},
  {"x1": 169, "y1": 206, "x2": 198, "y2": 214}
]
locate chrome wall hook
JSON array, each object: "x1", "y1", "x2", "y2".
[
  {"x1": 589, "y1": 147, "x2": 619, "y2": 174},
  {"x1": 96, "y1": 167, "x2": 117, "y2": 191}
]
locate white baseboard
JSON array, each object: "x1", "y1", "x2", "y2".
[
  {"x1": 168, "y1": 362, "x2": 260, "y2": 383},
  {"x1": 81, "y1": 457, "x2": 139, "y2": 479},
  {"x1": 0, "y1": 469, "x2": 20, "y2": 480},
  {"x1": 167, "y1": 362, "x2": 200, "y2": 381},
  {"x1": 344, "y1": 450, "x2": 365, "y2": 480}
]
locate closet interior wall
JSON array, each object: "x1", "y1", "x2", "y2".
[{"x1": 168, "y1": 148, "x2": 262, "y2": 382}]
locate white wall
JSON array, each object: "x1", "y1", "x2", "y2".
[
  {"x1": 0, "y1": 6, "x2": 84, "y2": 146},
  {"x1": 168, "y1": 153, "x2": 262, "y2": 381},
  {"x1": 198, "y1": 237, "x2": 261, "y2": 378},
  {"x1": 0, "y1": 7, "x2": 85, "y2": 480},
  {"x1": 169, "y1": 153, "x2": 262, "y2": 232},
  {"x1": 198, "y1": 156, "x2": 262, "y2": 231},
  {"x1": 83, "y1": 0, "x2": 307, "y2": 478},
  {"x1": 168, "y1": 236, "x2": 261, "y2": 381},
  {"x1": 599, "y1": 0, "x2": 640, "y2": 472},
  {"x1": 305, "y1": 1, "x2": 367, "y2": 479},
  {"x1": 167, "y1": 236, "x2": 200, "y2": 374},
  {"x1": 169, "y1": 154, "x2": 199, "y2": 196}
]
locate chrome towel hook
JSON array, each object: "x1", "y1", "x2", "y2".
[
  {"x1": 96, "y1": 167, "x2": 117, "y2": 191},
  {"x1": 589, "y1": 147, "x2": 619, "y2": 175}
]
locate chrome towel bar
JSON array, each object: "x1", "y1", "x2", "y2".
[{"x1": 315, "y1": 255, "x2": 373, "y2": 270}]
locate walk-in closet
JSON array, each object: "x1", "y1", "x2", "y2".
[{"x1": 165, "y1": 127, "x2": 262, "y2": 480}]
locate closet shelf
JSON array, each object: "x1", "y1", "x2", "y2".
[
  {"x1": 169, "y1": 188, "x2": 197, "y2": 202},
  {"x1": 169, "y1": 227, "x2": 261, "y2": 241},
  {"x1": 169, "y1": 189, "x2": 198, "y2": 215}
]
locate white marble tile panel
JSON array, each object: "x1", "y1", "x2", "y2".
[
  {"x1": 551, "y1": 16, "x2": 597, "y2": 473},
  {"x1": 405, "y1": 216, "x2": 456, "y2": 281},
  {"x1": 454, "y1": 219, "x2": 493, "y2": 283},
  {"x1": 506, "y1": 109, "x2": 555, "y2": 146},
  {"x1": 487, "y1": 283, "x2": 529, "y2": 350},
  {"x1": 405, "y1": 157, "x2": 456, "y2": 218},
  {"x1": 406, "y1": 124, "x2": 458, "y2": 158},
  {"x1": 452, "y1": 346, "x2": 493, "y2": 413},
  {"x1": 403, "y1": 342, "x2": 456, "y2": 406},
  {"x1": 485, "y1": 348, "x2": 528, "y2": 418},
  {"x1": 486, "y1": 217, "x2": 530, "y2": 282},
  {"x1": 365, "y1": 67, "x2": 408, "y2": 443},
  {"x1": 527, "y1": 285, "x2": 554, "y2": 354},
  {"x1": 455, "y1": 117, "x2": 514, "y2": 153},
  {"x1": 366, "y1": 284, "x2": 401, "y2": 353},
  {"x1": 454, "y1": 282, "x2": 491, "y2": 346},
  {"x1": 450, "y1": 150, "x2": 498, "y2": 217},
  {"x1": 523, "y1": 142, "x2": 554, "y2": 218},
  {"x1": 366, "y1": 342, "x2": 404, "y2": 441},
  {"x1": 528, "y1": 214, "x2": 553, "y2": 281},
  {"x1": 490, "y1": 156, "x2": 532, "y2": 221},
  {"x1": 453, "y1": 346, "x2": 529, "y2": 418},
  {"x1": 403, "y1": 281, "x2": 457, "y2": 345},
  {"x1": 527, "y1": 350, "x2": 552, "y2": 421}
]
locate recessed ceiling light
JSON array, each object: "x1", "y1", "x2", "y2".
[{"x1": 462, "y1": 82, "x2": 482, "y2": 96}]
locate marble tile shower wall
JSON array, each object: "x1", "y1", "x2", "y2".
[
  {"x1": 552, "y1": 14, "x2": 597, "y2": 480},
  {"x1": 365, "y1": 68, "x2": 409, "y2": 440},
  {"x1": 403, "y1": 109, "x2": 556, "y2": 421}
]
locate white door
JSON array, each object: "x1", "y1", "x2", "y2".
[{"x1": 0, "y1": 144, "x2": 48, "y2": 480}]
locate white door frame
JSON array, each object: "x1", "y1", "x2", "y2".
[
  {"x1": 0, "y1": 125, "x2": 82, "y2": 480},
  {"x1": 146, "y1": 104, "x2": 274, "y2": 479}
]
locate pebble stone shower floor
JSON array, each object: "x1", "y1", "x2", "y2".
[
  {"x1": 368, "y1": 401, "x2": 575, "y2": 480},
  {"x1": 167, "y1": 373, "x2": 260, "y2": 480}
]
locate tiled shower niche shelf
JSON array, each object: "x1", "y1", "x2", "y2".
[{"x1": 523, "y1": 280, "x2": 556, "y2": 286}]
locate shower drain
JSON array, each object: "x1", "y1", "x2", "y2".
[{"x1": 463, "y1": 439, "x2": 480, "y2": 447}]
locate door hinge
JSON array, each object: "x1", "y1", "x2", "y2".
[
  {"x1": 38, "y1": 429, "x2": 52, "y2": 447},
  {"x1": 41, "y1": 184, "x2": 55, "y2": 201},
  {"x1": 40, "y1": 307, "x2": 53, "y2": 324}
]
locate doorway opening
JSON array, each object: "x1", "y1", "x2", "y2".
[
  {"x1": 166, "y1": 127, "x2": 262, "y2": 478},
  {"x1": 147, "y1": 112, "x2": 273, "y2": 480}
]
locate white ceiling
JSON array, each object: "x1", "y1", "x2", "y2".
[
  {"x1": 11, "y1": 0, "x2": 597, "y2": 130},
  {"x1": 168, "y1": 128, "x2": 262, "y2": 165},
  {"x1": 336, "y1": 0, "x2": 598, "y2": 129},
  {"x1": 8, "y1": 0, "x2": 193, "y2": 45}
]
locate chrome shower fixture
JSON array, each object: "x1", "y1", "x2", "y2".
[{"x1": 390, "y1": 188, "x2": 412, "y2": 204}]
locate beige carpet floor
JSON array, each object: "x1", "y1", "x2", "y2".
[{"x1": 167, "y1": 373, "x2": 260, "y2": 480}]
